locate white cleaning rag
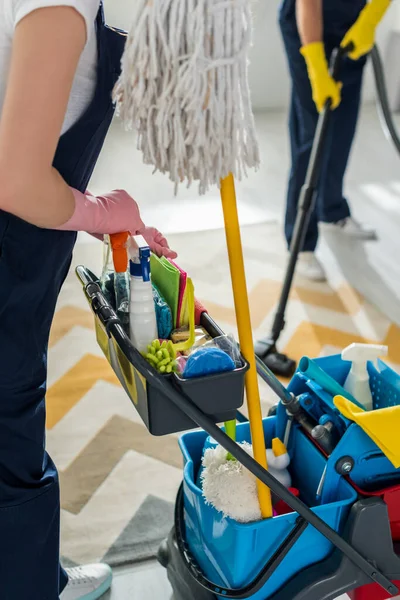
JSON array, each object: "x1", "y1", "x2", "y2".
[{"x1": 201, "y1": 442, "x2": 262, "y2": 523}]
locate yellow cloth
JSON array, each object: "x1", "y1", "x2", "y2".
[
  {"x1": 334, "y1": 395, "x2": 400, "y2": 468},
  {"x1": 300, "y1": 42, "x2": 342, "y2": 113},
  {"x1": 341, "y1": 0, "x2": 391, "y2": 60}
]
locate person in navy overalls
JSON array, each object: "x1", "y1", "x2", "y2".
[
  {"x1": 278, "y1": 0, "x2": 390, "y2": 281},
  {"x1": 0, "y1": 3, "x2": 175, "y2": 599}
]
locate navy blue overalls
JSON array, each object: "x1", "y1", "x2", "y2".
[
  {"x1": 0, "y1": 6, "x2": 125, "y2": 598},
  {"x1": 279, "y1": 0, "x2": 367, "y2": 251}
]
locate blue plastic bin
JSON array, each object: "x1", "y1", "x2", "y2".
[{"x1": 179, "y1": 416, "x2": 357, "y2": 599}]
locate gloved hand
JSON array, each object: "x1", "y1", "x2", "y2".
[
  {"x1": 300, "y1": 42, "x2": 342, "y2": 113},
  {"x1": 341, "y1": 0, "x2": 391, "y2": 60},
  {"x1": 58, "y1": 188, "x2": 145, "y2": 235},
  {"x1": 57, "y1": 188, "x2": 177, "y2": 258},
  {"x1": 139, "y1": 226, "x2": 177, "y2": 259}
]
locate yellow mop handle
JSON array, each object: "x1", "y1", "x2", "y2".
[{"x1": 220, "y1": 174, "x2": 273, "y2": 518}]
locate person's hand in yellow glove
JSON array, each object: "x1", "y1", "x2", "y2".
[
  {"x1": 300, "y1": 42, "x2": 342, "y2": 113},
  {"x1": 341, "y1": 0, "x2": 391, "y2": 60}
]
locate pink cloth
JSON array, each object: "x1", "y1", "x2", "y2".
[{"x1": 168, "y1": 259, "x2": 187, "y2": 326}]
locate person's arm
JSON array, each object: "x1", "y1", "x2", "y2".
[
  {"x1": 296, "y1": 0, "x2": 323, "y2": 46},
  {"x1": 295, "y1": 0, "x2": 341, "y2": 113},
  {"x1": 0, "y1": 4, "x2": 168, "y2": 250},
  {"x1": 0, "y1": 7, "x2": 86, "y2": 228}
]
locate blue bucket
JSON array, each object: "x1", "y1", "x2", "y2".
[{"x1": 179, "y1": 417, "x2": 357, "y2": 599}]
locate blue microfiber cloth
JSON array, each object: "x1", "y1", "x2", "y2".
[
  {"x1": 153, "y1": 284, "x2": 173, "y2": 339},
  {"x1": 183, "y1": 347, "x2": 235, "y2": 379}
]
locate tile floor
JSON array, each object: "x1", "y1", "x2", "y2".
[
  {"x1": 87, "y1": 105, "x2": 400, "y2": 599},
  {"x1": 103, "y1": 561, "x2": 172, "y2": 600},
  {"x1": 103, "y1": 560, "x2": 349, "y2": 600}
]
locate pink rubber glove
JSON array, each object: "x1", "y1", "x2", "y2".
[
  {"x1": 59, "y1": 188, "x2": 177, "y2": 259},
  {"x1": 57, "y1": 189, "x2": 145, "y2": 235},
  {"x1": 139, "y1": 226, "x2": 177, "y2": 259}
]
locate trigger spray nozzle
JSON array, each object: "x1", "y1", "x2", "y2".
[{"x1": 129, "y1": 235, "x2": 151, "y2": 282}]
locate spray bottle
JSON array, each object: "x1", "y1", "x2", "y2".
[
  {"x1": 341, "y1": 343, "x2": 388, "y2": 411},
  {"x1": 129, "y1": 235, "x2": 157, "y2": 353},
  {"x1": 110, "y1": 232, "x2": 130, "y2": 332}
]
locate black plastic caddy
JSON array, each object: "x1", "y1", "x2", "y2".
[{"x1": 76, "y1": 265, "x2": 248, "y2": 435}]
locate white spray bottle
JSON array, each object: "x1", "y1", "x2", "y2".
[
  {"x1": 341, "y1": 343, "x2": 388, "y2": 411},
  {"x1": 129, "y1": 235, "x2": 157, "y2": 353}
]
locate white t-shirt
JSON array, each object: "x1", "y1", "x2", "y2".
[{"x1": 0, "y1": 0, "x2": 101, "y2": 135}]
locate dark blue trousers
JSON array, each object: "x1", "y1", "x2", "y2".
[{"x1": 279, "y1": 15, "x2": 366, "y2": 251}]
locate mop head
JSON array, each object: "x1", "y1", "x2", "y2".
[
  {"x1": 201, "y1": 442, "x2": 262, "y2": 523},
  {"x1": 113, "y1": 0, "x2": 260, "y2": 194}
]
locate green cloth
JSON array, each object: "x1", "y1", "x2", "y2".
[{"x1": 150, "y1": 255, "x2": 180, "y2": 328}]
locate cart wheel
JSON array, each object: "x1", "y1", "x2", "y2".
[
  {"x1": 335, "y1": 456, "x2": 354, "y2": 476},
  {"x1": 268, "y1": 404, "x2": 278, "y2": 417}
]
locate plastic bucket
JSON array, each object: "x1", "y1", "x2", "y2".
[{"x1": 179, "y1": 417, "x2": 357, "y2": 599}]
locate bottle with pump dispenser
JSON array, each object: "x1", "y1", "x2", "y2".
[
  {"x1": 129, "y1": 235, "x2": 158, "y2": 353},
  {"x1": 341, "y1": 343, "x2": 388, "y2": 411}
]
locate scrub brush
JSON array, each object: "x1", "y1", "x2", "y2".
[{"x1": 144, "y1": 339, "x2": 178, "y2": 374}]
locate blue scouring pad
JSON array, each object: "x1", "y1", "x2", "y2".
[{"x1": 183, "y1": 347, "x2": 235, "y2": 379}]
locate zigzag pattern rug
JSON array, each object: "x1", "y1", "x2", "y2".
[{"x1": 49, "y1": 222, "x2": 400, "y2": 566}]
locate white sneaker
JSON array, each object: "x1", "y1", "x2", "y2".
[
  {"x1": 321, "y1": 217, "x2": 377, "y2": 241},
  {"x1": 60, "y1": 564, "x2": 112, "y2": 600},
  {"x1": 296, "y1": 252, "x2": 327, "y2": 282}
]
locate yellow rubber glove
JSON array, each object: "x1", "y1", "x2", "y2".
[
  {"x1": 341, "y1": 0, "x2": 391, "y2": 60},
  {"x1": 300, "y1": 42, "x2": 342, "y2": 113}
]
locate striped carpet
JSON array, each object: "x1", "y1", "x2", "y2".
[{"x1": 48, "y1": 222, "x2": 400, "y2": 566}]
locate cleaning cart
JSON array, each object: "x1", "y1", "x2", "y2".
[
  {"x1": 77, "y1": 264, "x2": 400, "y2": 600},
  {"x1": 80, "y1": 5, "x2": 400, "y2": 596}
]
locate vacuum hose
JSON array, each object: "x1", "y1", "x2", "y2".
[{"x1": 371, "y1": 45, "x2": 400, "y2": 155}]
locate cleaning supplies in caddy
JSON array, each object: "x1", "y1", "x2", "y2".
[
  {"x1": 145, "y1": 339, "x2": 178, "y2": 374},
  {"x1": 150, "y1": 254, "x2": 181, "y2": 327},
  {"x1": 342, "y1": 343, "x2": 388, "y2": 411},
  {"x1": 110, "y1": 232, "x2": 130, "y2": 331},
  {"x1": 100, "y1": 235, "x2": 116, "y2": 308},
  {"x1": 129, "y1": 235, "x2": 158, "y2": 352},
  {"x1": 171, "y1": 326, "x2": 212, "y2": 356},
  {"x1": 153, "y1": 284, "x2": 173, "y2": 339},
  {"x1": 183, "y1": 347, "x2": 235, "y2": 379},
  {"x1": 179, "y1": 334, "x2": 241, "y2": 379}
]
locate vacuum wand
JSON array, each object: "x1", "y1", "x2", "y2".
[{"x1": 254, "y1": 46, "x2": 350, "y2": 378}]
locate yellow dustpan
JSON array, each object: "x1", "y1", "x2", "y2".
[
  {"x1": 220, "y1": 174, "x2": 273, "y2": 518},
  {"x1": 334, "y1": 395, "x2": 400, "y2": 468}
]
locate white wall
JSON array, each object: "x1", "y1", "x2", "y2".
[{"x1": 103, "y1": 0, "x2": 397, "y2": 110}]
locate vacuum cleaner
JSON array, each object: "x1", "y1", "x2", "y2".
[{"x1": 255, "y1": 43, "x2": 400, "y2": 378}]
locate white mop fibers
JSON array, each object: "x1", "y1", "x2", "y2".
[
  {"x1": 201, "y1": 442, "x2": 262, "y2": 522},
  {"x1": 113, "y1": 0, "x2": 260, "y2": 194}
]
